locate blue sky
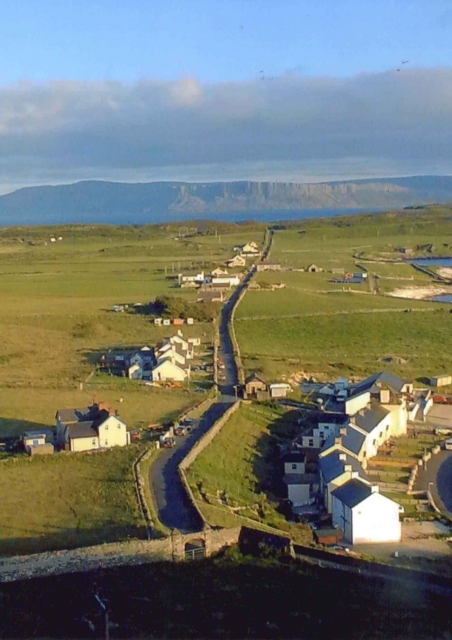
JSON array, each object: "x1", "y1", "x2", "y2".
[
  {"x1": 0, "y1": 0, "x2": 452, "y2": 191},
  {"x1": 1, "y1": 0, "x2": 451, "y2": 83}
]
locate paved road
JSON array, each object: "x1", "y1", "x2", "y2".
[
  {"x1": 415, "y1": 448, "x2": 452, "y2": 517},
  {"x1": 149, "y1": 268, "x2": 255, "y2": 532}
]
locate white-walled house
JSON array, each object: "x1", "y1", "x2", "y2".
[
  {"x1": 319, "y1": 450, "x2": 366, "y2": 512},
  {"x1": 56, "y1": 405, "x2": 130, "y2": 453},
  {"x1": 300, "y1": 413, "x2": 349, "y2": 449},
  {"x1": 282, "y1": 452, "x2": 317, "y2": 507},
  {"x1": 152, "y1": 359, "x2": 188, "y2": 382},
  {"x1": 331, "y1": 478, "x2": 402, "y2": 544}
]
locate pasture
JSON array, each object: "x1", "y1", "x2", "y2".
[
  {"x1": 236, "y1": 207, "x2": 452, "y2": 382},
  {"x1": 0, "y1": 446, "x2": 146, "y2": 555}
]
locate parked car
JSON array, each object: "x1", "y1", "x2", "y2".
[{"x1": 162, "y1": 437, "x2": 176, "y2": 448}]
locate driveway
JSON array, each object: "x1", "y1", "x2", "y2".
[{"x1": 148, "y1": 267, "x2": 255, "y2": 532}]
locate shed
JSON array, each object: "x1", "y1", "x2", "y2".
[
  {"x1": 314, "y1": 527, "x2": 343, "y2": 546},
  {"x1": 430, "y1": 374, "x2": 452, "y2": 388},
  {"x1": 26, "y1": 443, "x2": 54, "y2": 456},
  {"x1": 307, "y1": 264, "x2": 322, "y2": 273},
  {"x1": 270, "y1": 383, "x2": 291, "y2": 398},
  {"x1": 173, "y1": 318, "x2": 185, "y2": 326}
]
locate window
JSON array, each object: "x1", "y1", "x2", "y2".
[
  {"x1": 92, "y1": 439, "x2": 96, "y2": 446},
  {"x1": 291, "y1": 463, "x2": 297, "y2": 470},
  {"x1": 379, "y1": 432, "x2": 383, "y2": 438},
  {"x1": 308, "y1": 439, "x2": 314, "y2": 447},
  {"x1": 319, "y1": 431, "x2": 324, "y2": 438},
  {"x1": 363, "y1": 451, "x2": 366, "y2": 458},
  {"x1": 373, "y1": 439, "x2": 376, "y2": 446}
]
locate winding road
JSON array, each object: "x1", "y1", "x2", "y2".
[{"x1": 148, "y1": 267, "x2": 256, "y2": 532}]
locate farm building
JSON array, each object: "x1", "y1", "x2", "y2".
[
  {"x1": 307, "y1": 264, "x2": 322, "y2": 273},
  {"x1": 244, "y1": 372, "x2": 269, "y2": 399},
  {"x1": 331, "y1": 478, "x2": 402, "y2": 544},
  {"x1": 430, "y1": 374, "x2": 452, "y2": 388},
  {"x1": 23, "y1": 429, "x2": 55, "y2": 456},
  {"x1": 256, "y1": 261, "x2": 281, "y2": 272}
]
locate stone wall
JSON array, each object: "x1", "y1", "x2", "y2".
[{"x1": 134, "y1": 447, "x2": 156, "y2": 538}]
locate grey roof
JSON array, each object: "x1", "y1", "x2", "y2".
[
  {"x1": 68, "y1": 421, "x2": 97, "y2": 439},
  {"x1": 332, "y1": 479, "x2": 373, "y2": 508},
  {"x1": 319, "y1": 451, "x2": 366, "y2": 484},
  {"x1": 282, "y1": 452, "x2": 306, "y2": 464},
  {"x1": 351, "y1": 402, "x2": 390, "y2": 434},
  {"x1": 349, "y1": 371, "x2": 409, "y2": 398},
  {"x1": 341, "y1": 425, "x2": 366, "y2": 455},
  {"x1": 56, "y1": 407, "x2": 92, "y2": 424},
  {"x1": 245, "y1": 371, "x2": 267, "y2": 385},
  {"x1": 318, "y1": 412, "x2": 349, "y2": 425},
  {"x1": 283, "y1": 473, "x2": 316, "y2": 486}
]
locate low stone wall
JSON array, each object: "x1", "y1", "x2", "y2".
[
  {"x1": 178, "y1": 402, "x2": 241, "y2": 528},
  {"x1": 134, "y1": 447, "x2": 156, "y2": 538},
  {"x1": 230, "y1": 286, "x2": 248, "y2": 386},
  {"x1": 0, "y1": 527, "x2": 243, "y2": 583}
]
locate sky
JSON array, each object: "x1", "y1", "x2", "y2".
[{"x1": 0, "y1": 0, "x2": 452, "y2": 192}]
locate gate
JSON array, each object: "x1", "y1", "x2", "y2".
[{"x1": 184, "y1": 538, "x2": 206, "y2": 560}]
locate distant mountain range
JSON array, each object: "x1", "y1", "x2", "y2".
[{"x1": 1, "y1": 175, "x2": 452, "y2": 226}]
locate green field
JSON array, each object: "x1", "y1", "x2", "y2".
[
  {"x1": 0, "y1": 221, "x2": 265, "y2": 554},
  {"x1": 236, "y1": 207, "x2": 452, "y2": 382},
  {"x1": 186, "y1": 402, "x2": 312, "y2": 543},
  {"x1": 0, "y1": 445, "x2": 146, "y2": 555}
]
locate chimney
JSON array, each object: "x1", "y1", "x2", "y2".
[
  {"x1": 334, "y1": 437, "x2": 342, "y2": 445},
  {"x1": 339, "y1": 453, "x2": 346, "y2": 461},
  {"x1": 339, "y1": 427, "x2": 347, "y2": 436},
  {"x1": 371, "y1": 485, "x2": 379, "y2": 494},
  {"x1": 351, "y1": 471, "x2": 359, "y2": 479},
  {"x1": 344, "y1": 464, "x2": 352, "y2": 473}
]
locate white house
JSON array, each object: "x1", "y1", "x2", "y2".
[
  {"x1": 331, "y1": 478, "x2": 402, "y2": 544},
  {"x1": 319, "y1": 450, "x2": 366, "y2": 512},
  {"x1": 157, "y1": 348, "x2": 186, "y2": 367},
  {"x1": 281, "y1": 452, "x2": 317, "y2": 507},
  {"x1": 152, "y1": 359, "x2": 187, "y2": 382},
  {"x1": 226, "y1": 255, "x2": 246, "y2": 268},
  {"x1": 56, "y1": 404, "x2": 130, "y2": 453},
  {"x1": 178, "y1": 271, "x2": 205, "y2": 285},
  {"x1": 301, "y1": 413, "x2": 349, "y2": 449},
  {"x1": 211, "y1": 267, "x2": 229, "y2": 277},
  {"x1": 211, "y1": 275, "x2": 240, "y2": 287}
]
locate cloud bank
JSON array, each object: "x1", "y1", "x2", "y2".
[{"x1": 0, "y1": 68, "x2": 452, "y2": 192}]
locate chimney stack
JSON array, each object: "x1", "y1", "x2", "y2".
[
  {"x1": 339, "y1": 427, "x2": 347, "y2": 436},
  {"x1": 344, "y1": 464, "x2": 352, "y2": 473},
  {"x1": 351, "y1": 471, "x2": 359, "y2": 479},
  {"x1": 371, "y1": 485, "x2": 379, "y2": 494},
  {"x1": 334, "y1": 437, "x2": 342, "y2": 446},
  {"x1": 339, "y1": 453, "x2": 346, "y2": 461}
]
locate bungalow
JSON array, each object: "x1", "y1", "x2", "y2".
[
  {"x1": 332, "y1": 478, "x2": 402, "y2": 544},
  {"x1": 197, "y1": 290, "x2": 224, "y2": 303},
  {"x1": 226, "y1": 255, "x2": 246, "y2": 268},
  {"x1": 178, "y1": 271, "x2": 205, "y2": 286},
  {"x1": 256, "y1": 261, "x2": 281, "y2": 272},
  {"x1": 152, "y1": 359, "x2": 188, "y2": 382},
  {"x1": 244, "y1": 372, "x2": 268, "y2": 399},
  {"x1": 211, "y1": 275, "x2": 240, "y2": 287}
]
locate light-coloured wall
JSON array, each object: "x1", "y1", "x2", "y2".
[
  {"x1": 71, "y1": 436, "x2": 99, "y2": 452},
  {"x1": 98, "y1": 416, "x2": 128, "y2": 448},
  {"x1": 325, "y1": 471, "x2": 353, "y2": 512},
  {"x1": 351, "y1": 493, "x2": 401, "y2": 544},
  {"x1": 345, "y1": 392, "x2": 370, "y2": 416},
  {"x1": 284, "y1": 461, "x2": 305, "y2": 474}
]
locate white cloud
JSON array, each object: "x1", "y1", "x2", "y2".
[{"x1": 0, "y1": 68, "x2": 451, "y2": 191}]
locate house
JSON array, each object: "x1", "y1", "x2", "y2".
[
  {"x1": 177, "y1": 271, "x2": 205, "y2": 286},
  {"x1": 56, "y1": 403, "x2": 130, "y2": 452},
  {"x1": 197, "y1": 290, "x2": 224, "y2": 303},
  {"x1": 211, "y1": 267, "x2": 229, "y2": 277},
  {"x1": 127, "y1": 362, "x2": 142, "y2": 379},
  {"x1": 186, "y1": 317, "x2": 194, "y2": 325},
  {"x1": 157, "y1": 348, "x2": 186, "y2": 367},
  {"x1": 152, "y1": 359, "x2": 188, "y2": 382},
  {"x1": 244, "y1": 372, "x2": 268, "y2": 399},
  {"x1": 319, "y1": 450, "x2": 366, "y2": 512},
  {"x1": 256, "y1": 261, "x2": 281, "y2": 272},
  {"x1": 163, "y1": 319, "x2": 171, "y2": 326},
  {"x1": 300, "y1": 412, "x2": 349, "y2": 449},
  {"x1": 188, "y1": 337, "x2": 201, "y2": 347},
  {"x1": 331, "y1": 478, "x2": 402, "y2": 544},
  {"x1": 226, "y1": 255, "x2": 246, "y2": 268},
  {"x1": 211, "y1": 275, "x2": 240, "y2": 287},
  {"x1": 307, "y1": 264, "x2": 322, "y2": 273},
  {"x1": 240, "y1": 242, "x2": 260, "y2": 255},
  {"x1": 282, "y1": 451, "x2": 306, "y2": 475},
  {"x1": 281, "y1": 453, "x2": 314, "y2": 506},
  {"x1": 154, "y1": 318, "x2": 163, "y2": 326},
  {"x1": 269, "y1": 383, "x2": 291, "y2": 399}
]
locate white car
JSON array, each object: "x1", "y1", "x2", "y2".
[{"x1": 444, "y1": 438, "x2": 452, "y2": 450}]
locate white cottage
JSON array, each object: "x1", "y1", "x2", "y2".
[{"x1": 331, "y1": 478, "x2": 402, "y2": 544}]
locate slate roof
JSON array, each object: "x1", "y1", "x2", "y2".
[
  {"x1": 283, "y1": 473, "x2": 316, "y2": 486},
  {"x1": 349, "y1": 371, "x2": 409, "y2": 398},
  {"x1": 245, "y1": 371, "x2": 267, "y2": 385},
  {"x1": 319, "y1": 451, "x2": 366, "y2": 484},
  {"x1": 282, "y1": 452, "x2": 306, "y2": 464},
  {"x1": 332, "y1": 479, "x2": 372, "y2": 508},
  {"x1": 68, "y1": 421, "x2": 98, "y2": 439},
  {"x1": 318, "y1": 412, "x2": 349, "y2": 425},
  {"x1": 322, "y1": 424, "x2": 366, "y2": 457},
  {"x1": 351, "y1": 402, "x2": 390, "y2": 434},
  {"x1": 56, "y1": 407, "x2": 92, "y2": 424}
]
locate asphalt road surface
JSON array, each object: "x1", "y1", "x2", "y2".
[
  {"x1": 149, "y1": 270, "x2": 254, "y2": 532},
  {"x1": 415, "y1": 448, "x2": 452, "y2": 517}
]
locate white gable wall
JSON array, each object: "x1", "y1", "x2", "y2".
[
  {"x1": 345, "y1": 392, "x2": 371, "y2": 416},
  {"x1": 351, "y1": 493, "x2": 401, "y2": 544},
  {"x1": 98, "y1": 415, "x2": 128, "y2": 448}
]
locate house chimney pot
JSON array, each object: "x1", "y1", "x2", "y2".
[
  {"x1": 351, "y1": 471, "x2": 359, "y2": 479},
  {"x1": 340, "y1": 427, "x2": 347, "y2": 436},
  {"x1": 344, "y1": 464, "x2": 352, "y2": 473},
  {"x1": 339, "y1": 453, "x2": 346, "y2": 461},
  {"x1": 371, "y1": 485, "x2": 379, "y2": 494},
  {"x1": 334, "y1": 437, "x2": 342, "y2": 445}
]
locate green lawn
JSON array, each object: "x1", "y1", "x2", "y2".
[
  {"x1": 186, "y1": 402, "x2": 312, "y2": 544},
  {"x1": 0, "y1": 445, "x2": 147, "y2": 555}
]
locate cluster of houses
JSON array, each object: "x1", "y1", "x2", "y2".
[
  {"x1": 102, "y1": 333, "x2": 200, "y2": 384},
  {"x1": 281, "y1": 372, "x2": 433, "y2": 545},
  {"x1": 178, "y1": 268, "x2": 242, "y2": 304}
]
